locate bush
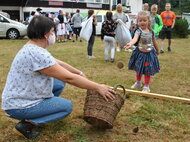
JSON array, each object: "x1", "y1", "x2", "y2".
[{"x1": 172, "y1": 18, "x2": 189, "y2": 38}]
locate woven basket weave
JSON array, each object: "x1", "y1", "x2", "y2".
[{"x1": 83, "y1": 85, "x2": 126, "y2": 129}]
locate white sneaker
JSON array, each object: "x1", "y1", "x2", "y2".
[
  {"x1": 88, "y1": 55, "x2": 96, "y2": 59},
  {"x1": 142, "y1": 86, "x2": 150, "y2": 93},
  {"x1": 91, "y1": 55, "x2": 96, "y2": 59},
  {"x1": 116, "y1": 47, "x2": 120, "y2": 52},
  {"x1": 131, "y1": 82, "x2": 142, "y2": 89}
]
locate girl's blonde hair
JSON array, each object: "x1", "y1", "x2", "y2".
[{"x1": 137, "y1": 11, "x2": 152, "y2": 31}]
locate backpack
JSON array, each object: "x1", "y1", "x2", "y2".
[
  {"x1": 131, "y1": 27, "x2": 142, "y2": 46},
  {"x1": 155, "y1": 15, "x2": 160, "y2": 26}
]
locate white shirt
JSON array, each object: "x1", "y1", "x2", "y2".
[
  {"x1": 2, "y1": 44, "x2": 57, "y2": 110},
  {"x1": 35, "y1": 11, "x2": 40, "y2": 16},
  {"x1": 28, "y1": 16, "x2": 34, "y2": 23}
]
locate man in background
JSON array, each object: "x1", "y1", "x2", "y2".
[
  {"x1": 160, "y1": 3, "x2": 176, "y2": 53},
  {"x1": 71, "y1": 9, "x2": 83, "y2": 42}
]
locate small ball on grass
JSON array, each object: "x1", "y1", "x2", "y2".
[{"x1": 117, "y1": 61, "x2": 124, "y2": 69}]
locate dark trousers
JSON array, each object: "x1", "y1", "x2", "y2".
[{"x1": 87, "y1": 35, "x2": 95, "y2": 56}]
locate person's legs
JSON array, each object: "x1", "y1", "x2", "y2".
[
  {"x1": 52, "y1": 78, "x2": 66, "y2": 97},
  {"x1": 167, "y1": 30, "x2": 172, "y2": 51},
  {"x1": 116, "y1": 42, "x2": 120, "y2": 52},
  {"x1": 142, "y1": 75, "x2": 151, "y2": 93},
  {"x1": 104, "y1": 37, "x2": 109, "y2": 61},
  {"x1": 144, "y1": 75, "x2": 151, "y2": 85},
  {"x1": 136, "y1": 73, "x2": 142, "y2": 82},
  {"x1": 131, "y1": 72, "x2": 142, "y2": 89},
  {"x1": 78, "y1": 27, "x2": 82, "y2": 42},
  {"x1": 73, "y1": 28, "x2": 77, "y2": 42},
  {"x1": 6, "y1": 97, "x2": 72, "y2": 139},
  {"x1": 61, "y1": 35, "x2": 65, "y2": 42},
  {"x1": 159, "y1": 29, "x2": 166, "y2": 53},
  {"x1": 87, "y1": 35, "x2": 95, "y2": 57},
  {"x1": 160, "y1": 39, "x2": 165, "y2": 53},
  {"x1": 110, "y1": 37, "x2": 115, "y2": 62},
  {"x1": 57, "y1": 35, "x2": 61, "y2": 42},
  {"x1": 6, "y1": 97, "x2": 72, "y2": 125}
]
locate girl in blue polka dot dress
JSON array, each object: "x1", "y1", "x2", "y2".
[{"x1": 124, "y1": 11, "x2": 160, "y2": 93}]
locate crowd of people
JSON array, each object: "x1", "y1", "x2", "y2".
[
  {"x1": 26, "y1": 8, "x2": 76, "y2": 43},
  {"x1": 1, "y1": 2, "x2": 176, "y2": 140}
]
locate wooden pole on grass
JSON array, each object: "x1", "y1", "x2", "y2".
[{"x1": 115, "y1": 88, "x2": 190, "y2": 104}]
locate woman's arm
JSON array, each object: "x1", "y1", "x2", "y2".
[
  {"x1": 55, "y1": 58, "x2": 84, "y2": 76},
  {"x1": 38, "y1": 64, "x2": 115, "y2": 101},
  {"x1": 93, "y1": 15, "x2": 97, "y2": 26}
]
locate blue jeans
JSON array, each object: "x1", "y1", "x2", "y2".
[
  {"x1": 53, "y1": 78, "x2": 66, "y2": 96},
  {"x1": 5, "y1": 78, "x2": 72, "y2": 125},
  {"x1": 87, "y1": 35, "x2": 95, "y2": 56}
]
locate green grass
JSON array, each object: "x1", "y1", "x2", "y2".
[{"x1": 0, "y1": 37, "x2": 190, "y2": 142}]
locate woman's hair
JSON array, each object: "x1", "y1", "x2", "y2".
[
  {"x1": 116, "y1": 4, "x2": 122, "y2": 12},
  {"x1": 137, "y1": 11, "x2": 152, "y2": 31},
  {"x1": 88, "y1": 9, "x2": 94, "y2": 18},
  {"x1": 27, "y1": 16, "x2": 55, "y2": 39},
  {"x1": 106, "y1": 11, "x2": 113, "y2": 21},
  {"x1": 151, "y1": 4, "x2": 158, "y2": 11}
]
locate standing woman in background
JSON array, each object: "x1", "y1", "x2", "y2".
[
  {"x1": 57, "y1": 10, "x2": 66, "y2": 42},
  {"x1": 113, "y1": 4, "x2": 128, "y2": 52},
  {"x1": 87, "y1": 9, "x2": 97, "y2": 59},
  {"x1": 101, "y1": 11, "x2": 117, "y2": 62}
]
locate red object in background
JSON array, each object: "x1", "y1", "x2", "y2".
[{"x1": 48, "y1": 1, "x2": 63, "y2": 6}]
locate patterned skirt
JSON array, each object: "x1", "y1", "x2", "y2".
[
  {"x1": 57, "y1": 23, "x2": 66, "y2": 35},
  {"x1": 128, "y1": 48, "x2": 160, "y2": 76}
]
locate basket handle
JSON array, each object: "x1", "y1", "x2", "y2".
[{"x1": 113, "y1": 84, "x2": 126, "y2": 100}]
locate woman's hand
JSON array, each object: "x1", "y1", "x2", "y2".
[
  {"x1": 97, "y1": 84, "x2": 115, "y2": 101},
  {"x1": 124, "y1": 43, "x2": 132, "y2": 49}
]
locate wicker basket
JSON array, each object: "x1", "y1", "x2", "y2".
[{"x1": 83, "y1": 85, "x2": 126, "y2": 129}]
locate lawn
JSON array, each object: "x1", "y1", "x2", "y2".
[{"x1": 0, "y1": 37, "x2": 190, "y2": 142}]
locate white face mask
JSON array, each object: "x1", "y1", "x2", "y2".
[{"x1": 47, "y1": 32, "x2": 56, "y2": 46}]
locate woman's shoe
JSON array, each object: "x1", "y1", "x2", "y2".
[{"x1": 14, "y1": 121, "x2": 40, "y2": 139}]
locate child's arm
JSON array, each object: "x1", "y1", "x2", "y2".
[
  {"x1": 152, "y1": 36, "x2": 159, "y2": 55},
  {"x1": 124, "y1": 34, "x2": 139, "y2": 49}
]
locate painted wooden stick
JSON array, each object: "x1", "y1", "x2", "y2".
[{"x1": 115, "y1": 88, "x2": 190, "y2": 104}]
